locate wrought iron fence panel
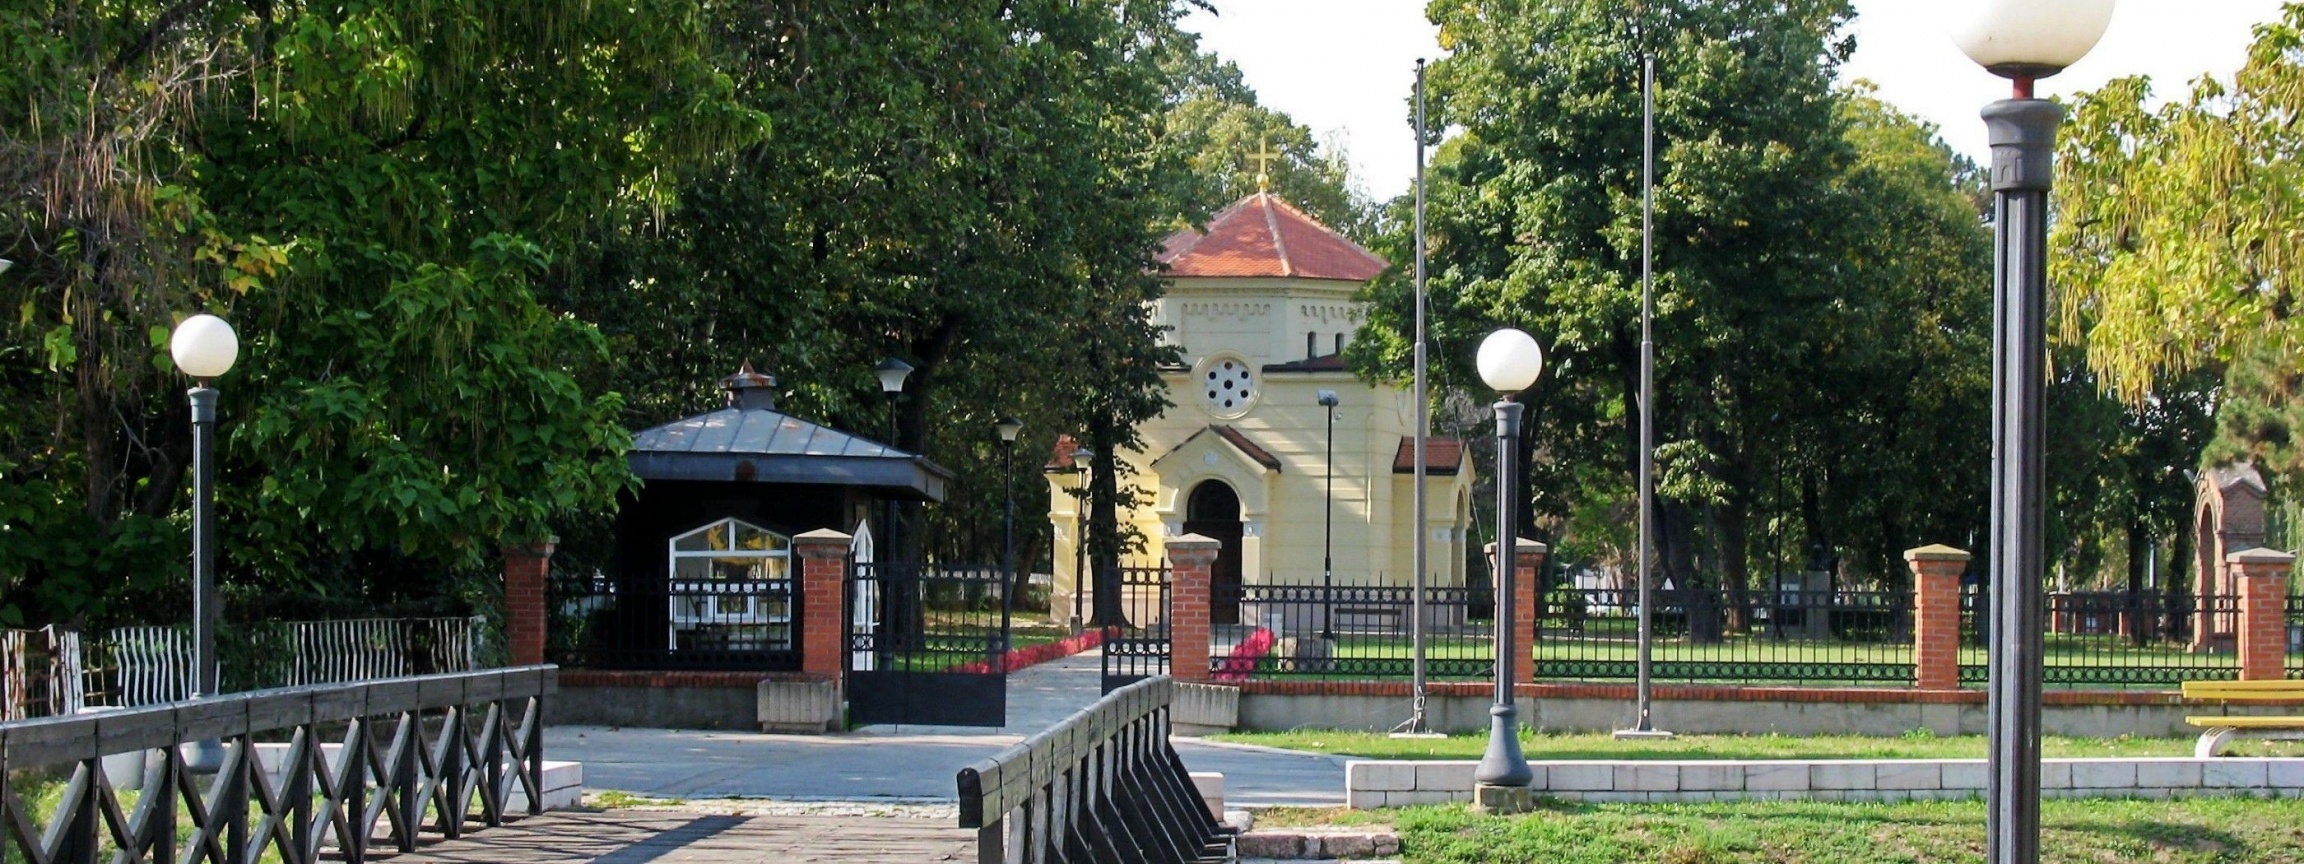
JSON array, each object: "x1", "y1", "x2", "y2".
[
  {"x1": 0, "y1": 666, "x2": 554, "y2": 864},
  {"x1": 1959, "y1": 589, "x2": 2241, "y2": 687},
  {"x1": 549, "y1": 573, "x2": 800, "y2": 671},
  {"x1": 1210, "y1": 581, "x2": 1491, "y2": 680},
  {"x1": 2289, "y1": 594, "x2": 2304, "y2": 678},
  {"x1": 1102, "y1": 565, "x2": 1173, "y2": 692},
  {"x1": 846, "y1": 562, "x2": 1008, "y2": 672},
  {"x1": 1536, "y1": 587, "x2": 1915, "y2": 686}
]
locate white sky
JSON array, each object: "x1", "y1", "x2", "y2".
[{"x1": 1181, "y1": 1, "x2": 2290, "y2": 201}]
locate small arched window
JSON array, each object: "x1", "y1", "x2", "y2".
[
  {"x1": 665, "y1": 518, "x2": 793, "y2": 653},
  {"x1": 1306, "y1": 332, "x2": 1317, "y2": 360},
  {"x1": 1334, "y1": 333, "x2": 1345, "y2": 355}
]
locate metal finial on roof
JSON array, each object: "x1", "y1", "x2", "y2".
[{"x1": 722, "y1": 362, "x2": 777, "y2": 411}]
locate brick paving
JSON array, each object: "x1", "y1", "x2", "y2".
[{"x1": 388, "y1": 809, "x2": 972, "y2": 863}]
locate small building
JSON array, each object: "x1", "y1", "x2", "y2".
[
  {"x1": 583, "y1": 364, "x2": 950, "y2": 671},
  {"x1": 1047, "y1": 192, "x2": 1479, "y2": 626}
]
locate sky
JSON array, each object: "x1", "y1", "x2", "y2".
[{"x1": 1180, "y1": 1, "x2": 2290, "y2": 202}]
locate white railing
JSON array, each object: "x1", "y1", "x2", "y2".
[
  {"x1": 2, "y1": 626, "x2": 87, "y2": 720},
  {"x1": 101, "y1": 615, "x2": 491, "y2": 707}
]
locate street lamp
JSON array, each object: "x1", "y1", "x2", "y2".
[
  {"x1": 1950, "y1": 2, "x2": 2115, "y2": 862},
  {"x1": 874, "y1": 358, "x2": 912, "y2": 562},
  {"x1": 171, "y1": 313, "x2": 237, "y2": 770},
  {"x1": 1318, "y1": 390, "x2": 1339, "y2": 641},
  {"x1": 1070, "y1": 445, "x2": 1095, "y2": 635},
  {"x1": 1472, "y1": 328, "x2": 1541, "y2": 812},
  {"x1": 996, "y1": 417, "x2": 1023, "y2": 650}
]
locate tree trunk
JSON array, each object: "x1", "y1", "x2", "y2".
[
  {"x1": 2165, "y1": 518, "x2": 2193, "y2": 644},
  {"x1": 1718, "y1": 499, "x2": 1752, "y2": 635}
]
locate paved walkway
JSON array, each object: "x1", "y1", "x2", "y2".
[
  {"x1": 389, "y1": 810, "x2": 972, "y2": 863},
  {"x1": 550, "y1": 650, "x2": 1346, "y2": 806}
]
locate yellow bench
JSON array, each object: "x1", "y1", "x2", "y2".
[{"x1": 2181, "y1": 680, "x2": 2304, "y2": 757}]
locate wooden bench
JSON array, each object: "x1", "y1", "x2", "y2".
[{"x1": 2181, "y1": 680, "x2": 2304, "y2": 757}]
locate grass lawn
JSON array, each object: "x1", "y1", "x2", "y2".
[
  {"x1": 1210, "y1": 730, "x2": 2304, "y2": 761},
  {"x1": 1261, "y1": 797, "x2": 2304, "y2": 863}
]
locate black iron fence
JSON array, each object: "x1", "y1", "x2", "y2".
[
  {"x1": 847, "y1": 561, "x2": 1010, "y2": 673},
  {"x1": 1211, "y1": 581, "x2": 1492, "y2": 679},
  {"x1": 549, "y1": 573, "x2": 800, "y2": 671},
  {"x1": 1957, "y1": 590, "x2": 2240, "y2": 688},
  {"x1": 1536, "y1": 587, "x2": 1915, "y2": 686},
  {"x1": 1102, "y1": 565, "x2": 1174, "y2": 692}
]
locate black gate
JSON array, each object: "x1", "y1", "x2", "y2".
[
  {"x1": 1101, "y1": 564, "x2": 1172, "y2": 693},
  {"x1": 847, "y1": 561, "x2": 1011, "y2": 727}
]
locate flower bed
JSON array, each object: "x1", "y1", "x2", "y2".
[{"x1": 947, "y1": 629, "x2": 1106, "y2": 674}]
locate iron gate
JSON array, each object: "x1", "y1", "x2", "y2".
[
  {"x1": 847, "y1": 561, "x2": 1011, "y2": 726},
  {"x1": 1101, "y1": 564, "x2": 1173, "y2": 693}
]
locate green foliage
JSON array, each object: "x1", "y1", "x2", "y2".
[{"x1": 1360, "y1": 0, "x2": 1990, "y2": 626}]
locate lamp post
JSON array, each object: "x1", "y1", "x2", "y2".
[
  {"x1": 1318, "y1": 389, "x2": 1339, "y2": 641},
  {"x1": 1472, "y1": 328, "x2": 1542, "y2": 813},
  {"x1": 996, "y1": 417, "x2": 1023, "y2": 652},
  {"x1": 1070, "y1": 445, "x2": 1095, "y2": 635},
  {"x1": 171, "y1": 314, "x2": 238, "y2": 770},
  {"x1": 1950, "y1": 3, "x2": 2115, "y2": 861},
  {"x1": 874, "y1": 358, "x2": 913, "y2": 560}
]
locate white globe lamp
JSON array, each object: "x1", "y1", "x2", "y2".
[
  {"x1": 1476, "y1": 328, "x2": 1544, "y2": 395},
  {"x1": 170, "y1": 314, "x2": 240, "y2": 381},
  {"x1": 1949, "y1": 0, "x2": 2115, "y2": 80}
]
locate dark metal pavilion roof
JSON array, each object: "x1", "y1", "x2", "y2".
[{"x1": 626, "y1": 364, "x2": 952, "y2": 501}]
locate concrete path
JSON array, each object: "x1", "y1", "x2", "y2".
[{"x1": 550, "y1": 650, "x2": 1346, "y2": 806}]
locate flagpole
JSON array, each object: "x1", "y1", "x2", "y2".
[
  {"x1": 1616, "y1": 52, "x2": 1673, "y2": 741},
  {"x1": 1399, "y1": 58, "x2": 1436, "y2": 737}
]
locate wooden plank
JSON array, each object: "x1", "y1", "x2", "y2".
[
  {"x1": 92, "y1": 705, "x2": 177, "y2": 757},
  {"x1": 2184, "y1": 715, "x2": 2304, "y2": 729},
  {"x1": 2182, "y1": 680, "x2": 2304, "y2": 700},
  {"x1": 385, "y1": 810, "x2": 975, "y2": 863}
]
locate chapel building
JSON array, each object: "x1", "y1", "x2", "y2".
[{"x1": 1046, "y1": 192, "x2": 1477, "y2": 626}]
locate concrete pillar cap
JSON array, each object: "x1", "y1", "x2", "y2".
[
  {"x1": 794, "y1": 528, "x2": 853, "y2": 543},
  {"x1": 2227, "y1": 547, "x2": 2297, "y2": 566},
  {"x1": 1484, "y1": 537, "x2": 1550, "y2": 555},
  {"x1": 1904, "y1": 544, "x2": 1971, "y2": 563},
  {"x1": 1167, "y1": 533, "x2": 1221, "y2": 548}
]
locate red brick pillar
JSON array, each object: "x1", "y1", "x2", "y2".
[
  {"x1": 504, "y1": 538, "x2": 556, "y2": 666},
  {"x1": 1167, "y1": 535, "x2": 1220, "y2": 683},
  {"x1": 794, "y1": 529, "x2": 853, "y2": 680},
  {"x1": 1487, "y1": 538, "x2": 1546, "y2": 686},
  {"x1": 2229, "y1": 548, "x2": 2294, "y2": 681},
  {"x1": 1905, "y1": 544, "x2": 1970, "y2": 691}
]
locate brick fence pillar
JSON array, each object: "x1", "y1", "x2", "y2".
[
  {"x1": 1166, "y1": 534, "x2": 1220, "y2": 683},
  {"x1": 794, "y1": 529, "x2": 853, "y2": 680},
  {"x1": 1905, "y1": 544, "x2": 1970, "y2": 691},
  {"x1": 504, "y1": 538, "x2": 556, "y2": 666},
  {"x1": 2229, "y1": 547, "x2": 2295, "y2": 681},
  {"x1": 1487, "y1": 538, "x2": 1547, "y2": 686}
]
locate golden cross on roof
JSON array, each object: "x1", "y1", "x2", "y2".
[{"x1": 1249, "y1": 136, "x2": 1281, "y2": 192}]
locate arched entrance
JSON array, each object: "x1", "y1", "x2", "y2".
[{"x1": 1184, "y1": 481, "x2": 1245, "y2": 625}]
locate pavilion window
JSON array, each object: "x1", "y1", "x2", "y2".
[{"x1": 666, "y1": 517, "x2": 794, "y2": 654}]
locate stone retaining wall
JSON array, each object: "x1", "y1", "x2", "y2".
[{"x1": 1344, "y1": 757, "x2": 2304, "y2": 808}]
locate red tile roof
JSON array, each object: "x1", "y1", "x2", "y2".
[
  {"x1": 1392, "y1": 437, "x2": 1464, "y2": 476},
  {"x1": 1156, "y1": 193, "x2": 1388, "y2": 282}
]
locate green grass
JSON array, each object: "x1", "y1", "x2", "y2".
[
  {"x1": 1211, "y1": 730, "x2": 2304, "y2": 761},
  {"x1": 1374, "y1": 797, "x2": 2304, "y2": 863}
]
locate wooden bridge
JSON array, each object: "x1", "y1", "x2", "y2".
[{"x1": 2, "y1": 670, "x2": 1220, "y2": 864}]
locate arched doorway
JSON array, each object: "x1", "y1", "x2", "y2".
[{"x1": 1184, "y1": 481, "x2": 1245, "y2": 625}]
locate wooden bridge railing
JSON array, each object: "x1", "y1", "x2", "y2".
[
  {"x1": 956, "y1": 676, "x2": 1229, "y2": 864},
  {"x1": 1, "y1": 665, "x2": 554, "y2": 864}
]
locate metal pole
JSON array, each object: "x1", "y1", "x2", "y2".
[
  {"x1": 1408, "y1": 57, "x2": 1433, "y2": 735},
  {"x1": 1071, "y1": 464, "x2": 1089, "y2": 634},
  {"x1": 190, "y1": 386, "x2": 219, "y2": 699},
  {"x1": 1323, "y1": 398, "x2": 1336, "y2": 641},
  {"x1": 1983, "y1": 92, "x2": 2060, "y2": 864},
  {"x1": 186, "y1": 385, "x2": 226, "y2": 772},
  {"x1": 1474, "y1": 400, "x2": 1532, "y2": 791},
  {"x1": 1002, "y1": 440, "x2": 1016, "y2": 659},
  {"x1": 1633, "y1": 53, "x2": 1658, "y2": 734}
]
